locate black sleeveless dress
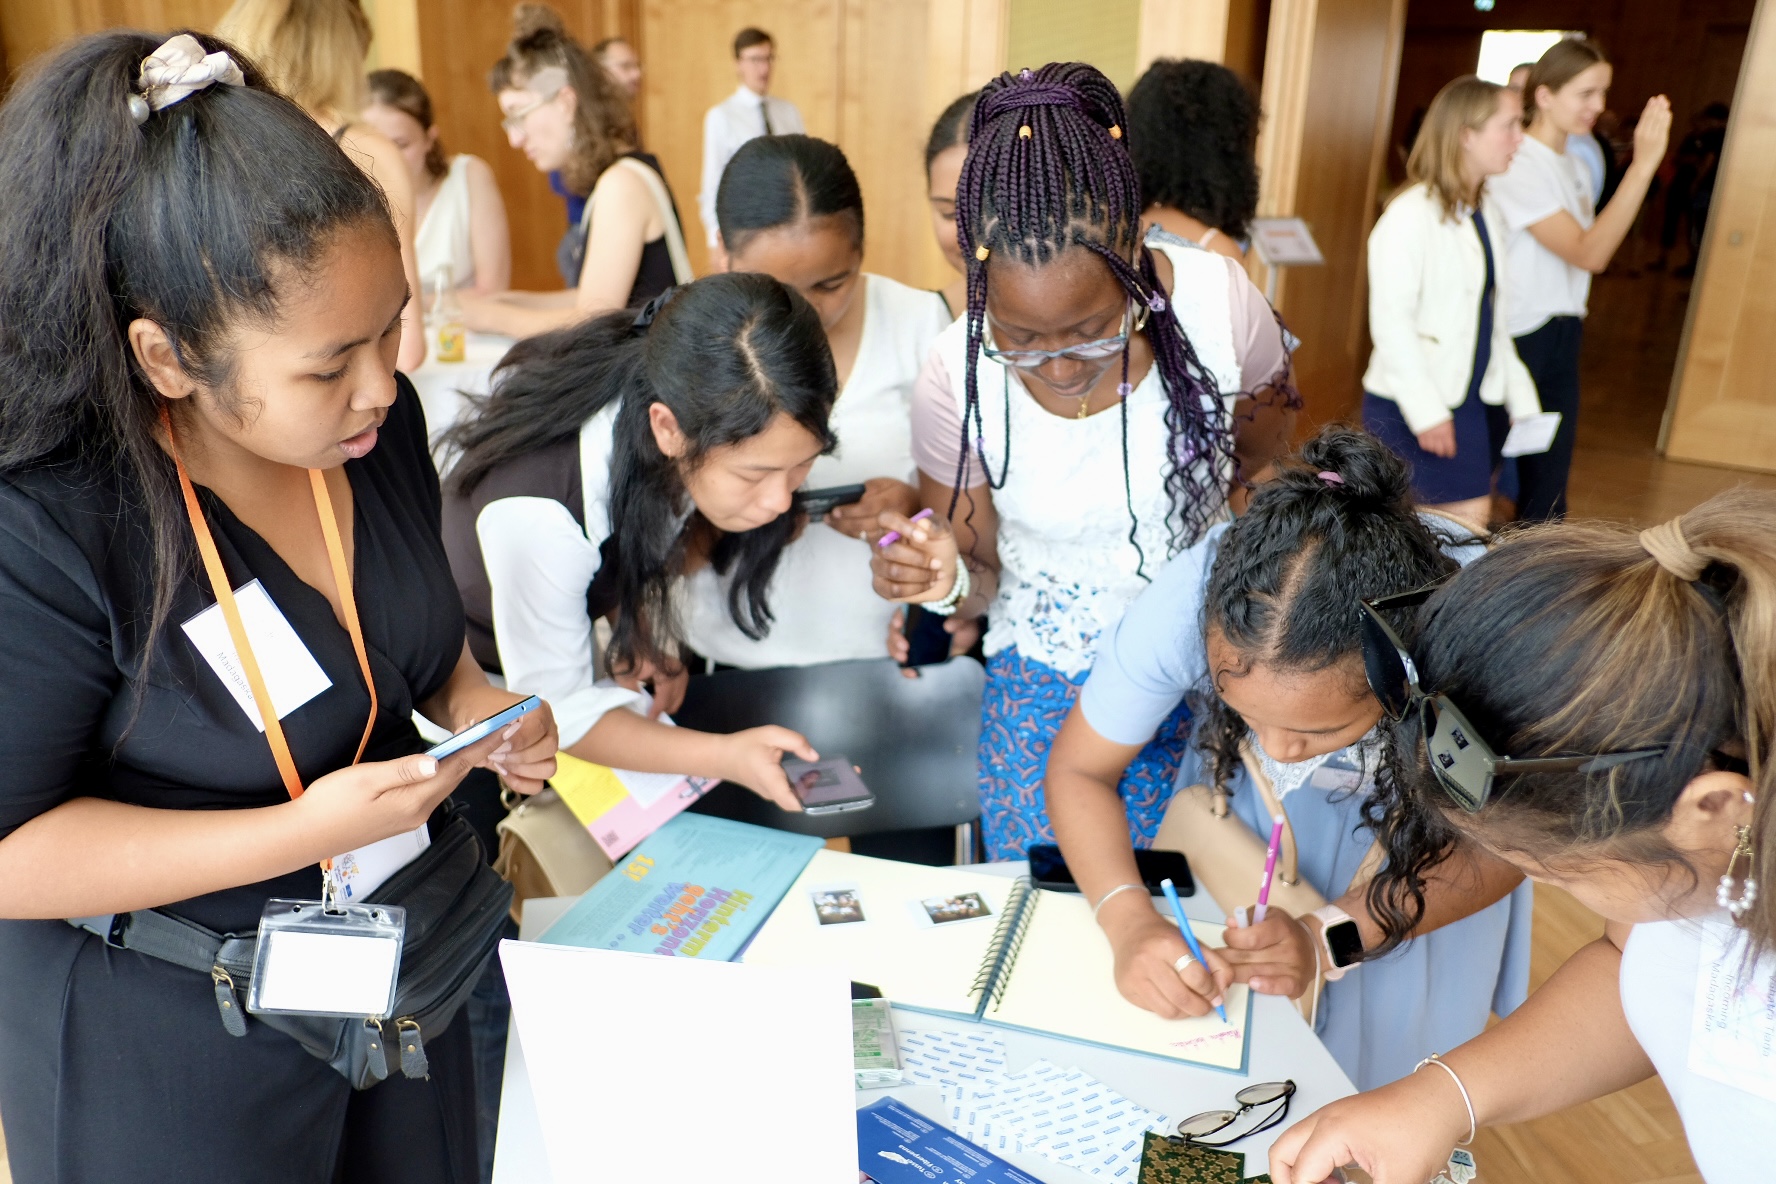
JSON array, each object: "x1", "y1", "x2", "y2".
[{"x1": 555, "y1": 151, "x2": 681, "y2": 307}]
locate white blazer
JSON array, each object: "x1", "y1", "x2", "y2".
[{"x1": 1362, "y1": 183, "x2": 1540, "y2": 433}]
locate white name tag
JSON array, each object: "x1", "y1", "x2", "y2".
[
  {"x1": 182, "y1": 580, "x2": 331, "y2": 730},
  {"x1": 331, "y1": 824, "x2": 432, "y2": 902},
  {"x1": 1688, "y1": 922, "x2": 1776, "y2": 1103}
]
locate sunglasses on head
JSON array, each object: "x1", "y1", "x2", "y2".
[{"x1": 1357, "y1": 584, "x2": 1666, "y2": 812}]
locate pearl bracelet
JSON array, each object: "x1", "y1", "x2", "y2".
[{"x1": 923, "y1": 554, "x2": 971, "y2": 617}]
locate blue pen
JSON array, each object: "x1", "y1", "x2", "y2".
[{"x1": 1160, "y1": 878, "x2": 1227, "y2": 1023}]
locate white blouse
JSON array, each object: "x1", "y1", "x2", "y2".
[
  {"x1": 681, "y1": 274, "x2": 951, "y2": 667},
  {"x1": 912, "y1": 239, "x2": 1256, "y2": 676},
  {"x1": 415, "y1": 154, "x2": 477, "y2": 290}
]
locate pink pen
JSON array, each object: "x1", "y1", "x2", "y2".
[
  {"x1": 877, "y1": 507, "x2": 934, "y2": 548},
  {"x1": 1253, "y1": 814, "x2": 1286, "y2": 923}
]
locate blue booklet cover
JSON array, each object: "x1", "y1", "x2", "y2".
[
  {"x1": 539, "y1": 813, "x2": 823, "y2": 961},
  {"x1": 858, "y1": 1097, "x2": 1048, "y2": 1184}
]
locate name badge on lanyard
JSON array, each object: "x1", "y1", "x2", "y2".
[
  {"x1": 168, "y1": 409, "x2": 406, "y2": 1020},
  {"x1": 1688, "y1": 921, "x2": 1776, "y2": 1103}
]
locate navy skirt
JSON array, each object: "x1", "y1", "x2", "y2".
[{"x1": 1363, "y1": 392, "x2": 1507, "y2": 503}]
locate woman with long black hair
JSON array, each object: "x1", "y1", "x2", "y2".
[
  {"x1": 0, "y1": 30, "x2": 555, "y2": 1181},
  {"x1": 444, "y1": 273, "x2": 837, "y2": 808}
]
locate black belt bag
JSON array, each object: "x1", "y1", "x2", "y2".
[{"x1": 69, "y1": 812, "x2": 513, "y2": 1090}]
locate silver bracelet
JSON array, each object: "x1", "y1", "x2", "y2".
[
  {"x1": 924, "y1": 554, "x2": 971, "y2": 617},
  {"x1": 1416, "y1": 1053, "x2": 1477, "y2": 1145},
  {"x1": 1091, "y1": 882, "x2": 1146, "y2": 921}
]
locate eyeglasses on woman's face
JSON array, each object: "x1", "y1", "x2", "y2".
[
  {"x1": 500, "y1": 88, "x2": 560, "y2": 135},
  {"x1": 983, "y1": 300, "x2": 1143, "y2": 369}
]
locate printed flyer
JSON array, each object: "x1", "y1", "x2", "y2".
[{"x1": 539, "y1": 813, "x2": 823, "y2": 961}]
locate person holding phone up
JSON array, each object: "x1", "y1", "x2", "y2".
[
  {"x1": 1043, "y1": 429, "x2": 1531, "y2": 1092},
  {"x1": 0, "y1": 33, "x2": 556, "y2": 1181},
  {"x1": 444, "y1": 274, "x2": 838, "y2": 811},
  {"x1": 684, "y1": 134, "x2": 951, "y2": 669}
]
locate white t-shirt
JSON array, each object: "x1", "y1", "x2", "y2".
[
  {"x1": 682, "y1": 274, "x2": 951, "y2": 667},
  {"x1": 1619, "y1": 913, "x2": 1776, "y2": 1181},
  {"x1": 1489, "y1": 135, "x2": 1596, "y2": 336},
  {"x1": 415, "y1": 154, "x2": 477, "y2": 291}
]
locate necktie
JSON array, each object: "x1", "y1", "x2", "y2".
[{"x1": 760, "y1": 99, "x2": 774, "y2": 136}]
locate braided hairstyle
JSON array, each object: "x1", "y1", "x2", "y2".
[{"x1": 954, "y1": 61, "x2": 1236, "y2": 558}]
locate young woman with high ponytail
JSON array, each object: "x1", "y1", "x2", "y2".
[
  {"x1": 870, "y1": 61, "x2": 1297, "y2": 861},
  {"x1": 1046, "y1": 426, "x2": 1529, "y2": 1091},
  {"x1": 1271, "y1": 490, "x2": 1776, "y2": 1182},
  {"x1": 0, "y1": 30, "x2": 556, "y2": 1180}
]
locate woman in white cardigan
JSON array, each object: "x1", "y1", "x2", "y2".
[{"x1": 1363, "y1": 76, "x2": 1541, "y2": 530}]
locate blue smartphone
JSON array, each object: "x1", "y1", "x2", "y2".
[{"x1": 425, "y1": 696, "x2": 541, "y2": 761}]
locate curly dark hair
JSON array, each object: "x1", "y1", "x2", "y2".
[{"x1": 1127, "y1": 59, "x2": 1261, "y2": 241}]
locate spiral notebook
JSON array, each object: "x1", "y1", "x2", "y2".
[{"x1": 741, "y1": 850, "x2": 1251, "y2": 1073}]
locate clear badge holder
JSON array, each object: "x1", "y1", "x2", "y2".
[{"x1": 249, "y1": 876, "x2": 406, "y2": 1019}]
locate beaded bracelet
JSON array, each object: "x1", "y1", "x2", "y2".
[{"x1": 924, "y1": 555, "x2": 972, "y2": 617}]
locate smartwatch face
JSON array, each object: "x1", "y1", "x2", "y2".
[{"x1": 1324, "y1": 919, "x2": 1364, "y2": 968}]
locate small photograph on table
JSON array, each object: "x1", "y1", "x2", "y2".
[
  {"x1": 913, "y1": 892, "x2": 993, "y2": 927},
  {"x1": 812, "y1": 885, "x2": 867, "y2": 925}
]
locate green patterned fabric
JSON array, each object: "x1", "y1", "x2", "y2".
[{"x1": 1136, "y1": 1133, "x2": 1274, "y2": 1183}]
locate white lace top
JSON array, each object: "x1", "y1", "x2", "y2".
[{"x1": 912, "y1": 240, "x2": 1259, "y2": 676}]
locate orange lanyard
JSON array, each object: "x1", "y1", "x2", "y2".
[{"x1": 164, "y1": 410, "x2": 379, "y2": 812}]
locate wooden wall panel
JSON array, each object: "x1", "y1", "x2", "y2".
[
  {"x1": 1, "y1": 0, "x2": 229, "y2": 87},
  {"x1": 1252, "y1": 0, "x2": 1403, "y2": 429},
  {"x1": 1137, "y1": 0, "x2": 1229, "y2": 71},
  {"x1": 1662, "y1": 0, "x2": 1776, "y2": 471}
]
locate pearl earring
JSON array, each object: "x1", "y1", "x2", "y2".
[{"x1": 1717, "y1": 792, "x2": 1759, "y2": 920}]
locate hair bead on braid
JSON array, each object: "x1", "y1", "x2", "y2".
[{"x1": 952, "y1": 60, "x2": 1240, "y2": 569}]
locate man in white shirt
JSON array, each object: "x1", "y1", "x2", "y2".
[{"x1": 698, "y1": 27, "x2": 805, "y2": 250}]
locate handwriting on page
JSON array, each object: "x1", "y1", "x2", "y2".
[{"x1": 1168, "y1": 1026, "x2": 1245, "y2": 1052}]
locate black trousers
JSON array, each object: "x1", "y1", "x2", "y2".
[
  {"x1": 1511, "y1": 316, "x2": 1584, "y2": 520},
  {"x1": 0, "y1": 920, "x2": 479, "y2": 1184}
]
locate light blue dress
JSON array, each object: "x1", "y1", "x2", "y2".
[{"x1": 1074, "y1": 521, "x2": 1533, "y2": 1091}]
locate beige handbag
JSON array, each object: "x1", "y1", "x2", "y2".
[
  {"x1": 1151, "y1": 740, "x2": 1381, "y2": 1020},
  {"x1": 492, "y1": 787, "x2": 614, "y2": 923}
]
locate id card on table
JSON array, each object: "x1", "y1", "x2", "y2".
[{"x1": 249, "y1": 899, "x2": 406, "y2": 1019}]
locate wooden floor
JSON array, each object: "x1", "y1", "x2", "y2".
[{"x1": 3, "y1": 271, "x2": 1770, "y2": 1184}]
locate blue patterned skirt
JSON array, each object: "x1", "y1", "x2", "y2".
[{"x1": 977, "y1": 646, "x2": 1193, "y2": 861}]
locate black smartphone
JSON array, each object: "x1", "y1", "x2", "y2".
[
  {"x1": 797, "y1": 483, "x2": 867, "y2": 520},
  {"x1": 1026, "y1": 843, "x2": 1195, "y2": 897},
  {"x1": 901, "y1": 604, "x2": 953, "y2": 668}
]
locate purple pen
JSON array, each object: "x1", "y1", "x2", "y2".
[{"x1": 877, "y1": 507, "x2": 934, "y2": 548}]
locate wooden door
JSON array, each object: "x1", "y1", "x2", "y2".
[{"x1": 1662, "y1": 0, "x2": 1776, "y2": 471}]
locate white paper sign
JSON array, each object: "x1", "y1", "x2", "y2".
[
  {"x1": 253, "y1": 929, "x2": 401, "y2": 1015},
  {"x1": 182, "y1": 579, "x2": 332, "y2": 730},
  {"x1": 1500, "y1": 411, "x2": 1563, "y2": 458}
]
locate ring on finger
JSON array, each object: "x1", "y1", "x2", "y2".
[{"x1": 1172, "y1": 954, "x2": 1196, "y2": 975}]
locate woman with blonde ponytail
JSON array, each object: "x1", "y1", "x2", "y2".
[{"x1": 1270, "y1": 490, "x2": 1776, "y2": 1182}]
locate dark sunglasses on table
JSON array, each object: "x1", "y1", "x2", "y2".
[
  {"x1": 982, "y1": 300, "x2": 1148, "y2": 369},
  {"x1": 1171, "y1": 1080, "x2": 1296, "y2": 1147},
  {"x1": 1357, "y1": 585, "x2": 1666, "y2": 813}
]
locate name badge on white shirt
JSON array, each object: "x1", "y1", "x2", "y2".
[
  {"x1": 182, "y1": 579, "x2": 332, "y2": 730},
  {"x1": 331, "y1": 825, "x2": 432, "y2": 902},
  {"x1": 1689, "y1": 922, "x2": 1776, "y2": 1102}
]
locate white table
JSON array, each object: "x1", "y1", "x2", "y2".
[
  {"x1": 491, "y1": 866, "x2": 1354, "y2": 1182},
  {"x1": 405, "y1": 331, "x2": 514, "y2": 470}
]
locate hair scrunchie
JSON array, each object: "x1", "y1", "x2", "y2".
[
  {"x1": 1638, "y1": 516, "x2": 1709, "y2": 582},
  {"x1": 130, "y1": 34, "x2": 245, "y2": 124},
  {"x1": 629, "y1": 286, "x2": 679, "y2": 337}
]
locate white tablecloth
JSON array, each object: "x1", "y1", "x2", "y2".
[{"x1": 405, "y1": 331, "x2": 514, "y2": 471}]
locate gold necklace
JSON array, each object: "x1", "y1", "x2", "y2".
[{"x1": 1077, "y1": 393, "x2": 1091, "y2": 420}]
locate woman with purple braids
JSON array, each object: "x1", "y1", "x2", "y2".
[{"x1": 871, "y1": 62, "x2": 1296, "y2": 860}]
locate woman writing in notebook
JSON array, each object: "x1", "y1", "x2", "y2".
[
  {"x1": 870, "y1": 62, "x2": 1296, "y2": 861},
  {"x1": 444, "y1": 274, "x2": 837, "y2": 810},
  {"x1": 0, "y1": 33, "x2": 555, "y2": 1179},
  {"x1": 1043, "y1": 428, "x2": 1530, "y2": 1092},
  {"x1": 683, "y1": 134, "x2": 950, "y2": 669},
  {"x1": 1271, "y1": 491, "x2": 1776, "y2": 1182},
  {"x1": 461, "y1": 5, "x2": 688, "y2": 336}
]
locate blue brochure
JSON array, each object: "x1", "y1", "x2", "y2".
[
  {"x1": 539, "y1": 813, "x2": 822, "y2": 961},
  {"x1": 858, "y1": 1097, "x2": 1048, "y2": 1184}
]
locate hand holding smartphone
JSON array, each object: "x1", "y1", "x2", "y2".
[
  {"x1": 425, "y1": 696, "x2": 541, "y2": 760},
  {"x1": 781, "y1": 756, "x2": 876, "y2": 815}
]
